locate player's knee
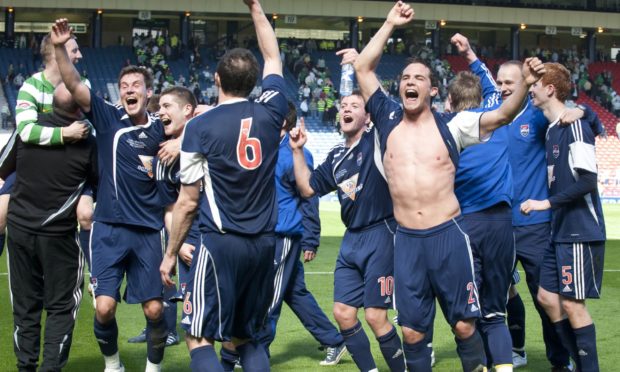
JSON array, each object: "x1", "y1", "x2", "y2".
[
  {"x1": 142, "y1": 300, "x2": 164, "y2": 320},
  {"x1": 536, "y1": 289, "x2": 554, "y2": 310},
  {"x1": 561, "y1": 298, "x2": 585, "y2": 317},
  {"x1": 76, "y1": 197, "x2": 93, "y2": 230},
  {"x1": 333, "y1": 303, "x2": 357, "y2": 328},
  {"x1": 401, "y1": 326, "x2": 425, "y2": 344},
  {"x1": 364, "y1": 307, "x2": 388, "y2": 329},
  {"x1": 95, "y1": 299, "x2": 117, "y2": 323},
  {"x1": 453, "y1": 319, "x2": 476, "y2": 339}
]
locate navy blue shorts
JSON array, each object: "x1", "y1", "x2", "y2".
[
  {"x1": 0, "y1": 172, "x2": 15, "y2": 195},
  {"x1": 540, "y1": 241, "x2": 605, "y2": 300},
  {"x1": 90, "y1": 221, "x2": 165, "y2": 304},
  {"x1": 394, "y1": 216, "x2": 480, "y2": 332},
  {"x1": 334, "y1": 219, "x2": 396, "y2": 309},
  {"x1": 181, "y1": 231, "x2": 275, "y2": 341},
  {"x1": 513, "y1": 223, "x2": 550, "y2": 293},
  {"x1": 463, "y1": 204, "x2": 515, "y2": 319}
]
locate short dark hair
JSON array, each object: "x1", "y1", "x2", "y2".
[
  {"x1": 541, "y1": 63, "x2": 571, "y2": 103},
  {"x1": 118, "y1": 65, "x2": 153, "y2": 90},
  {"x1": 147, "y1": 94, "x2": 160, "y2": 113},
  {"x1": 500, "y1": 60, "x2": 522, "y2": 70},
  {"x1": 448, "y1": 71, "x2": 482, "y2": 112},
  {"x1": 283, "y1": 101, "x2": 297, "y2": 132},
  {"x1": 404, "y1": 57, "x2": 439, "y2": 88},
  {"x1": 160, "y1": 86, "x2": 197, "y2": 113},
  {"x1": 216, "y1": 48, "x2": 259, "y2": 98}
]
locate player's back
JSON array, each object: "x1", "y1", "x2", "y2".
[{"x1": 182, "y1": 77, "x2": 288, "y2": 235}]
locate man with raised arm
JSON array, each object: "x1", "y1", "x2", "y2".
[
  {"x1": 159, "y1": 1, "x2": 288, "y2": 371},
  {"x1": 52, "y1": 19, "x2": 171, "y2": 372},
  {"x1": 350, "y1": 2, "x2": 544, "y2": 371}
]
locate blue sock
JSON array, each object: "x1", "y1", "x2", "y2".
[
  {"x1": 573, "y1": 324, "x2": 598, "y2": 372},
  {"x1": 0, "y1": 233, "x2": 5, "y2": 256},
  {"x1": 455, "y1": 331, "x2": 487, "y2": 372},
  {"x1": 480, "y1": 319, "x2": 513, "y2": 366},
  {"x1": 506, "y1": 294, "x2": 526, "y2": 352},
  {"x1": 163, "y1": 286, "x2": 178, "y2": 333},
  {"x1": 78, "y1": 229, "x2": 91, "y2": 270},
  {"x1": 190, "y1": 345, "x2": 224, "y2": 372},
  {"x1": 237, "y1": 341, "x2": 270, "y2": 372},
  {"x1": 220, "y1": 347, "x2": 240, "y2": 372},
  {"x1": 341, "y1": 321, "x2": 376, "y2": 371},
  {"x1": 403, "y1": 338, "x2": 432, "y2": 372},
  {"x1": 146, "y1": 315, "x2": 167, "y2": 364},
  {"x1": 376, "y1": 326, "x2": 405, "y2": 372},
  {"x1": 94, "y1": 317, "x2": 118, "y2": 356},
  {"x1": 554, "y1": 319, "x2": 581, "y2": 370}
]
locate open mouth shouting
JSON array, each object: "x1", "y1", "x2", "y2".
[
  {"x1": 404, "y1": 89, "x2": 419, "y2": 102},
  {"x1": 125, "y1": 96, "x2": 139, "y2": 110},
  {"x1": 342, "y1": 114, "x2": 354, "y2": 124}
]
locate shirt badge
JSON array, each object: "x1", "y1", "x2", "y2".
[{"x1": 520, "y1": 124, "x2": 530, "y2": 137}]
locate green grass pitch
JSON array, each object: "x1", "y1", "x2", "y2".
[{"x1": 0, "y1": 202, "x2": 619, "y2": 371}]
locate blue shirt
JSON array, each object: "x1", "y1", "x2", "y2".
[
  {"x1": 309, "y1": 126, "x2": 393, "y2": 230},
  {"x1": 180, "y1": 74, "x2": 288, "y2": 235},
  {"x1": 86, "y1": 93, "x2": 166, "y2": 230},
  {"x1": 455, "y1": 59, "x2": 513, "y2": 214},
  {"x1": 276, "y1": 134, "x2": 320, "y2": 252},
  {"x1": 546, "y1": 119, "x2": 605, "y2": 242}
]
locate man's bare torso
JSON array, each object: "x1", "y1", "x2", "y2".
[{"x1": 383, "y1": 117, "x2": 461, "y2": 229}]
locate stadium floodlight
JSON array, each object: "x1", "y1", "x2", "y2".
[
  {"x1": 440, "y1": 19, "x2": 447, "y2": 27},
  {"x1": 520, "y1": 23, "x2": 527, "y2": 30}
]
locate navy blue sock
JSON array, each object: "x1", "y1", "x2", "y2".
[
  {"x1": 220, "y1": 347, "x2": 240, "y2": 372},
  {"x1": 480, "y1": 320, "x2": 513, "y2": 366},
  {"x1": 94, "y1": 317, "x2": 119, "y2": 356},
  {"x1": 554, "y1": 319, "x2": 581, "y2": 370},
  {"x1": 163, "y1": 285, "x2": 178, "y2": 333},
  {"x1": 146, "y1": 315, "x2": 167, "y2": 364},
  {"x1": 573, "y1": 324, "x2": 598, "y2": 372},
  {"x1": 506, "y1": 294, "x2": 526, "y2": 351},
  {"x1": 403, "y1": 339, "x2": 432, "y2": 372},
  {"x1": 376, "y1": 326, "x2": 405, "y2": 372},
  {"x1": 190, "y1": 345, "x2": 224, "y2": 372},
  {"x1": 455, "y1": 331, "x2": 487, "y2": 372},
  {"x1": 78, "y1": 229, "x2": 91, "y2": 270},
  {"x1": 341, "y1": 321, "x2": 376, "y2": 371},
  {"x1": 0, "y1": 233, "x2": 5, "y2": 257},
  {"x1": 237, "y1": 341, "x2": 270, "y2": 372}
]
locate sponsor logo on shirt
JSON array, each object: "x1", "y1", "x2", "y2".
[
  {"x1": 357, "y1": 152, "x2": 363, "y2": 166},
  {"x1": 138, "y1": 155, "x2": 154, "y2": 178},
  {"x1": 338, "y1": 173, "x2": 363, "y2": 201},
  {"x1": 335, "y1": 169, "x2": 348, "y2": 181},
  {"x1": 127, "y1": 139, "x2": 146, "y2": 149},
  {"x1": 139, "y1": 131, "x2": 148, "y2": 139}
]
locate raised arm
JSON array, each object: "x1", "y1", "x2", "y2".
[
  {"x1": 289, "y1": 118, "x2": 315, "y2": 198},
  {"x1": 354, "y1": 1, "x2": 414, "y2": 101},
  {"x1": 245, "y1": 0, "x2": 282, "y2": 78},
  {"x1": 51, "y1": 19, "x2": 91, "y2": 112},
  {"x1": 479, "y1": 57, "x2": 545, "y2": 137},
  {"x1": 453, "y1": 33, "x2": 501, "y2": 106},
  {"x1": 451, "y1": 33, "x2": 478, "y2": 65}
]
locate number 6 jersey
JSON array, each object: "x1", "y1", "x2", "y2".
[{"x1": 180, "y1": 74, "x2": 288, "y2": 235}]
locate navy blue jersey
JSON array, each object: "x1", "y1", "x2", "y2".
[
  {"x1": 309, "y1": 126, "x2": 392, "y2": 230},
  {"x1": 455, "y1": 59, "x2": 513, "y2": 214},
  {"x1": 86, "y1": 92, "x2": 166, "y2": 230},
  {"x1": 180, "y1": 74, "x2": 288, "y2": 235},
  {"x1": 154, "y1": 156, "x2": 180, "y2": 206},
  {"x1": 276, "y1": 134, "x2": 320, "y2": 251},
  {"x1": 365, "y1": 88, "x2": 483, "y2": 169},
  {"x1": 546, "y1": 119, "x2": 605, "y2": 242},
  {"x1": 509, "y1": 100, "x2": 551, "y2": 226}
]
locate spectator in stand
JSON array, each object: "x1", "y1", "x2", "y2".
[
  {"x1": 309, "y1": 98, "x2": 318, "y2": 119},
  {"x1": 177, "y1": 74, "x2": 186, "y2": 87},
  {"x1": 13, "y1": 73, "x2": 25, "y2": 88},
  {"x1": 612, "y1": 92, "x2": 620, "y2": 117},
  {"x1": 6, "y1": 64, "x2": 15, "y2": 83},
  {"x1": 1, "y1": 105, "x2": 9, "y2": 129}
]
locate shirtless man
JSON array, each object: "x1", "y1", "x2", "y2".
[{"x1": 348, "y1": 2, "x2": 545, "y2": 371}]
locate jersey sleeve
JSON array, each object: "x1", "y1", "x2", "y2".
[
  {"x1": 365, "y1": 87, "x2": 400, "y2": 136},
  {"x1": 85, "y1": 90, "x2": 119, "y2": 133},
  {"x1": 257, "y1": 74, "x2": 289, "y2": 130},
  {"x1": 154, "y1": 156, "x2": 179, "y2": 206},
  {"x1": 568, "y1": 119, "x2": 597, "y2": 174},
  {"x1": 15, "y1": 78, "x2": 63, "y2": 146},
  {"x1": 447, "y1": 110, "x2": 485, "y2": 152},
  {"x1": 469, "y1": 59, "x2": 501, "y2": 109},
  {"x1": 300, "y1": 148, "x2": 320, "y2": 252},
  {"x1": 179, "y1": 120, "x2": 205, "y2": 185},
  {"x1": 309, "y1": 151, "x2": 337, "y2": 197}
]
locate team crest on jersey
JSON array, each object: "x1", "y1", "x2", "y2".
[
  {"x1": 553, "y1": 145, "x2": 560, "y2": 158},
  {"x1": 356, "y1": 152, "x2": 363, "y2": 166},
  {"x1": 520, "y1": 124, "x2": 530, "y2": 137},
  {"x1": 338, "y1": 173, "x2": 363, "y2": 201},
  {"x1": 180, "y1": 283, "x2": 187, "y2": 295},
  {"x1": 18, "y1": 102, "x2": 30, "y2": 109},
  {"x1": 138, "y1": 155, "x2": 154, "y2": 178}
]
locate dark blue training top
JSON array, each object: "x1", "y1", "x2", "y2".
[
  {"x1": 180, "y1": 74, "x2": 288, "y2": 235},
  {"x1": 86, "y1": 92, "x2": 166, "y2": 230}
]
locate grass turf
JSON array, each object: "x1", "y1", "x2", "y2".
[{"x1": 0, "y1": 202, "x2": 619, "y2": 371}]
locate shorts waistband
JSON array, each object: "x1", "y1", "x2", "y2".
[
  {"x1": 396, "y1": 215, "x2": 464, "y2": 237},
  {"x1": 348, "y1": 217, "x2": 396, "y2": 234}
]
